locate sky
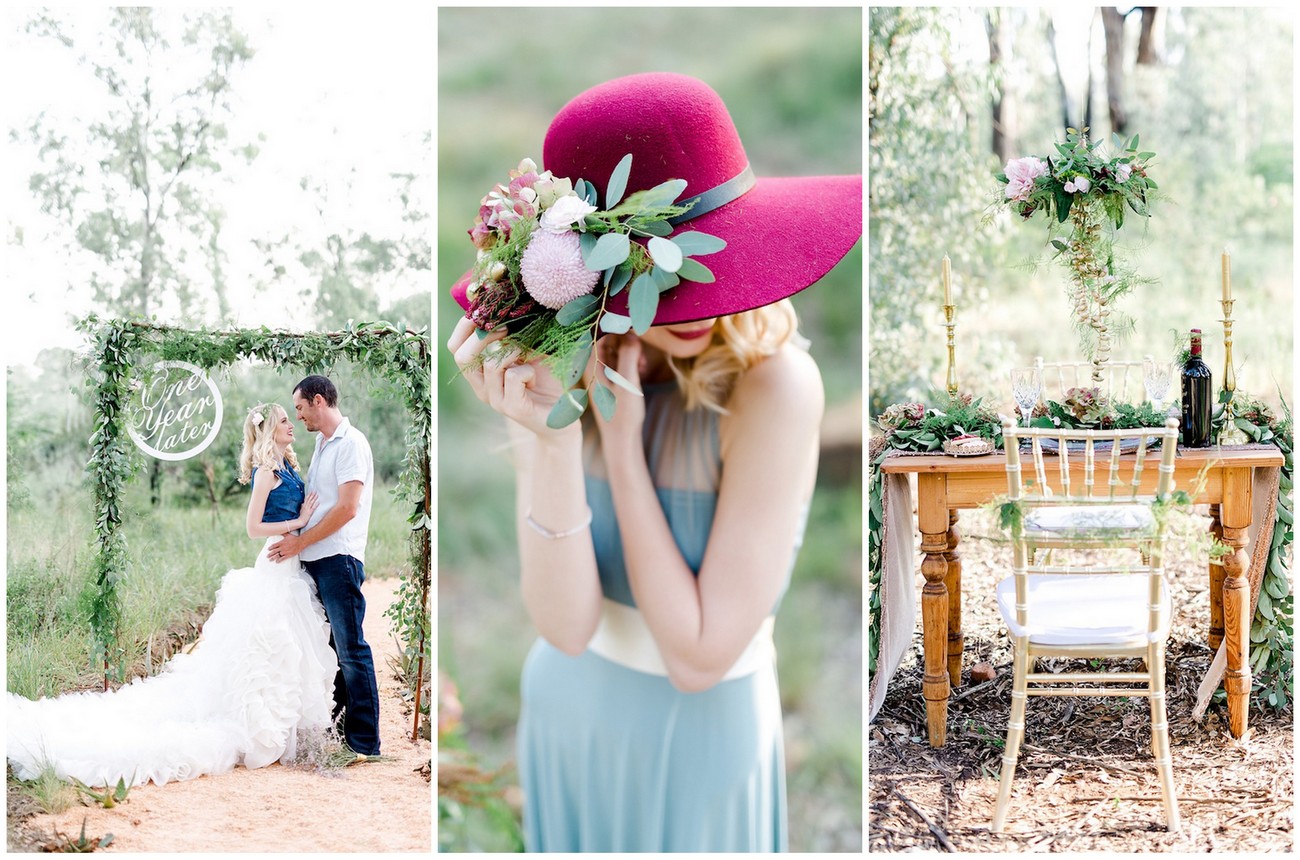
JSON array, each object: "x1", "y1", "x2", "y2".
[{"x1": 0, "y1": 6, "x2": 434, "y2": 368}]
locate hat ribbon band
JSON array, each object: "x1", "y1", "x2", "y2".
[{"x1": 667, "y1": 164, "x2": 755, "y2": 225}]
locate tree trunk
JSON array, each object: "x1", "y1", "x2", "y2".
[
  {"x1": 1046, "y1": 17, "x2": 1073, "y2": 132},
  {"x1": 986, "y1": 9, "x2": 1014, "y2": 163},
  {"x1": 1084, "y1": 9, "x2": 1097, "y2": 132},
  {"x1": 1136, "y1": 7, "x2": 1160, "y2": 64},
  {"x1": 150, "y1": 458, "x2": 163, "y2": 507},
  {"x1": 1101, "y1": 7, "x2": 1128, "y2": 135}
]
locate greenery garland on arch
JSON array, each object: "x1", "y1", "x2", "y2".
[{"x1": 81, "y1": 316, "x2": 432, "y2": 738}]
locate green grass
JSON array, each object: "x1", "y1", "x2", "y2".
[
  {"x1": 9, "y1": 766, "x2": 80, "y2": 815},
  {"x1": 7, "y1": 476, "x2": 411, "y2": 699}
]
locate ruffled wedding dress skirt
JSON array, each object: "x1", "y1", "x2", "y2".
[{"x1": 6, "y1": 537, "x2": 339, "y2": 787}]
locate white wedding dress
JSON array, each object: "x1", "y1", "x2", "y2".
[{"x1": 7, "y1": 536, "x2": 339, "y2": 787}]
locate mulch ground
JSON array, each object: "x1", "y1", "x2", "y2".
[{"x1": 869, "y1": 507, "x2": 1294, "y2": 852}]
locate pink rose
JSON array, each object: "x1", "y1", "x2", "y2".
[
  {"x1": 1063, "y1": 175, "x2": 1091, "y2": 194},
  {"x1": 1115, "y1": 162, "x2": 1132, "y2": 183},
  {"x1": 1004, "y1": 156, "x2": 1049, "y2": 202}
]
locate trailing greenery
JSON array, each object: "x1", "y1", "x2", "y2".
[
  {"x1": 1215, "y1": 392, "x2": 1294, "y2": 709},
  {"x1": 869, "y1": 392, "x2": 1003, "y2": 675},
  {"x1": 79, "y1": 316, "x2": 431, "y2": 731}
]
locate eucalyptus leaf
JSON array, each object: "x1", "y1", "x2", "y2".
[
  {"x1": 561, "y1": 344, "x2": 592, "y2": 387},
  {"x1": 629, "y1": 274, "x2": 660, "y2": 334},
  {"x1": 637, "y1": 178, "x2": 688, "y2": 210},
  {"x1": 579, "y1": 231, "x2": 597, "y2": 262},
  {"x1": 631, "y1": 220, "x2": 674, "y2": 237},
  {"x1": 556, "y1": 293, "x2": 599, "y2": 326},
  {"x1": 590, "y1": 380, "x2": 616, "y2": 421},
  {"x1": 603, "y1": 365, "x2": 643, "y2": 396},
  {"x1": 608, "y1": 263, "x2": 633, "y2": 296},
  {"x1": 546, "y1": 388, "x2": 588, "y2": 429},
  {"x1": 583, "y1": 232, "x2": 631, "y2": 271},
  {"x1": 676, "y1": 257, "x2": 716, "y2": 283},
  {"x1": 599, "y1": 312, "x2": 632, "y2": 334},
  {"x1": 605, "y1": 153, "x2": 633, "y2": 209},
  {"x1": 647, "y1": 236, "x2": 683, "y2": 273},
  {"x1": 670, "y1": 231, "x2": 727, "y2": 256},
  {"x1": 646, "y1": 265, "x2": 680, "y2": 294}
]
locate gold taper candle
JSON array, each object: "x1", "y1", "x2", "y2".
[
  {"x1": 1221, "y1": 249, "x2": 1231, "y2": 301},
  {"x1": 942, "y1": 255, "x2": 952, "y2": 306}
]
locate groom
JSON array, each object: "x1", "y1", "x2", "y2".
[{"x1": 269, "y1": 374, "x2": 381, "y2": 759}]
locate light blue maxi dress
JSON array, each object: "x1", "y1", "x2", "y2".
[{"x1": 516, "y1": 381, "x2": 798, "y2": 852}]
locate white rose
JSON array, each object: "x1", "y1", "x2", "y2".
[{"x1": 540, "y1": 193, "x2": 597, "y2": 233}]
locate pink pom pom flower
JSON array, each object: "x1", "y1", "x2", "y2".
[{"x1": 519, "y1": 229, "x2": 600, "y2": 310}]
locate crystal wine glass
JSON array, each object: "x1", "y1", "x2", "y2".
[
  {"x1": 1010, "y1": 366, "x2": 1043, "y2": 427},
  {"x1": 1143, "y1": 355, "x2": 1174, "y2": 412}
]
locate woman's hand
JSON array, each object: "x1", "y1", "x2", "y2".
[
  {"x1": 447, "y1": 316, "x2": 572, "y2": 439},
  {"x1": 592, "y1": 333, "x2": 648, "y2": 455},
  {"x1": 294, "y1": 491, "x2": 319, "y2": 530}
]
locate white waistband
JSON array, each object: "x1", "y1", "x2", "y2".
[{"x1": 586, "y1": 598, "x2": 775, "y2": 681}]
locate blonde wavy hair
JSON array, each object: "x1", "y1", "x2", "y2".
[
  {"x1": 237, "y1": 403, "x2": 299, "y2": 484},
  {"x1": 668, "y1": 299, "x2": 806, "y2": 413}
]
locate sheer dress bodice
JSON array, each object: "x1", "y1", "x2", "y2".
[{"x1": 582, "y1": 379, "x2": 801, "y2": 610}]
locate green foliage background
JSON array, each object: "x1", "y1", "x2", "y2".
[
  {"x1": 870, "y1": 6, "x2": 1293, "y2": 415},
  {"x1": 438, "y1": 7, "x2": 863, "y2": 853}
]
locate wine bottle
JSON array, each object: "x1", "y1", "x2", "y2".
[{"x1": 1181, "y1": 328, "x2": 1213, "y2": 447}]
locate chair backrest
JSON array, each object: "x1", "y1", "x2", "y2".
[
  {"x1": 1002, "y1": 416, "x2": 1179, "y2": 504},
  {"x1": 1001, "y1": 416, "x2": 1180, "y2": 644},
  {"x1": 1034, "y1": 357, "x2": 1144, "y2": 403}
]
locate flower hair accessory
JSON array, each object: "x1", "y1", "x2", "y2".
[
  {"x1": 465, "y1": 153, "x2": 727, "y2": 429},
  {"x1": 249, "y1": 408, "x2": 265, "y2": 427}
]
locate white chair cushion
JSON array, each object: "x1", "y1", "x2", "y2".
[
  {"x1": 1024, "y1": 503, "x2": 1154, "y2": 538},
  {"x1": 996, "y1": 573, "x2": 1171, "y2": 646}
]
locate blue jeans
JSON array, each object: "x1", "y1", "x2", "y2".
[{"x1": 303, "y1": 554, "x2": 381, "y2": 755}]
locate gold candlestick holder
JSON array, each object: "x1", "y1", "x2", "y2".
[
  {"x1": 1217, "y1": 297, "x2": 1248, "y2": 446},
  {"x1": 944, "y1": 304, "x2": 958, "y2": 397}
]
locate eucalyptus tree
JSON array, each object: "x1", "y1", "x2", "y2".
[
  {"x1": 21, "y1": 8, "x2": 255, "y2": 323},
  {"x1": 20, "y1": 8, "x2": 256, "y2": 504}
]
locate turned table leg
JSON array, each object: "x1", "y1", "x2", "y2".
[
  {"x1": 1208, "y1": 503, "x2": 1225, "y2": 650},
  {"x1": 1221, "y1": 469, "x2": 1253, "y2": 738},
  {"x1": 945, "y1": 509, "x2": 963, "y2": 688},
  {"x1": 918, "y1": 474, "x2": 950, "y2": 747}
]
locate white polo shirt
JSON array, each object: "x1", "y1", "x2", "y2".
[{"x1": 300, "y1": 416, "x2": 374, "y2": 563}]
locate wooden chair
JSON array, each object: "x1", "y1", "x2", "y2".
[
  {"x1": 991, "y1": 416, "x2": 1181, "y2": 833},
  {"x1": 1034, "y1": 357, "x2": 1144, "y2": 402}
]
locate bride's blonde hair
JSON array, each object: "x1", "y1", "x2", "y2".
[
  {"x1": 237, "y1": 403, "x2": 299, "y2": 484},
  {"x1": 668, "y1": 299, "x2": 805, "y2": 413}
]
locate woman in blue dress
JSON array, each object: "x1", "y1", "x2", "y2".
[
  {"x1": 447, "y1": 73, "x2": 860, "y2": 853},
  {"x1": 7, "y1": 403, "x2": 338, "y2": 787}
]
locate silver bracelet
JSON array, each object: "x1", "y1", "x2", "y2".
[{"x1": 525, "y1": 507, "x2": 593, "y2": 540}]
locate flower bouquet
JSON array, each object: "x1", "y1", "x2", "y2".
[
  {"x1": 465, "y1": 156, "x2": 726, "y2": 428},
  {"x1": 996, "y1": 128, "x2": 1158, "y2": 383}
]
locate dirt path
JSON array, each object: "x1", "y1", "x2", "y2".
[{"x1": 21, "y1": 577, "x2": 431, "y2": 853}]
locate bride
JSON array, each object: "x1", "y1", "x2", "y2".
[{"x1": 7, "y1": 403, "x2": 340, "y2": 787}]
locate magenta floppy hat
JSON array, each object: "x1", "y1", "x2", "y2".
[{"x1": 452, "y1": 72, "x2": 862, "y2": 326}]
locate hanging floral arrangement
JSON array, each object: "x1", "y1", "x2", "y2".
[{"x1": 995, "y1": 128, "x2": 1158, "y2": 383}]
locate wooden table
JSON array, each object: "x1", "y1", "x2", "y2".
[{"x1": 880, "y1": 445, "x2": 1284, "y2": 747}]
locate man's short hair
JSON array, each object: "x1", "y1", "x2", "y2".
[{"x1": 294, "y1": 375, "x2": 338, "y2": 408}]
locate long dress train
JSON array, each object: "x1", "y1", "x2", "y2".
[{"x1": 8, "y1": 499, "x2": 338, "y2": 787}]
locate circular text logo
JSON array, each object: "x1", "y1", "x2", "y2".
[{"x1": 127, "y1": 361, "x2": 224, "y2": 461}]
